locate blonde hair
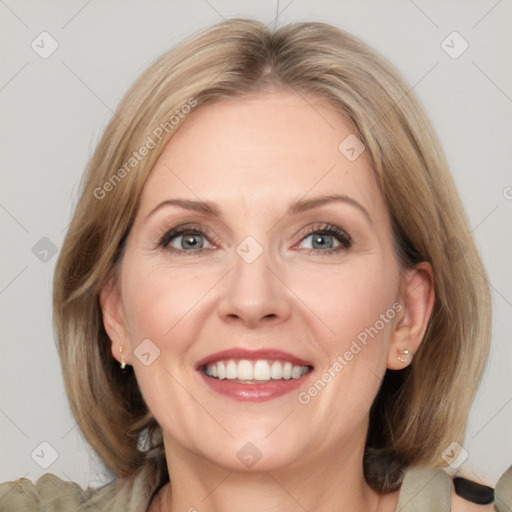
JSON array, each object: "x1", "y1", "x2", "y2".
[{"x1": 53, "y1": 18, "x2": 491, "y2": 493}]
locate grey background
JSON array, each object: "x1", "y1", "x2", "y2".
[{"x1": 1, "y1": 0, "x2": 511, "y2": 490}]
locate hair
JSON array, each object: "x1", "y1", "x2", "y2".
[{"x1": 53, "y1": 18, "x2": 491, "y2": 496}]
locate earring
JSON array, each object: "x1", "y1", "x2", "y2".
[
  {"x1": 397, "y1": 349, "x2": 411, "y2": 363},
  {"x1": 120, "y1": 347, "x2": 126, "y2": 369}
]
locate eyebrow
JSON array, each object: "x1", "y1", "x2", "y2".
[{"x1": 145, "y1": 194, "x2": 372, "y2": 225}]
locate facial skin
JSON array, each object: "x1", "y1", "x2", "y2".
[{"x1": 101, "y1": 91, "x2": 434, "y2": 512}]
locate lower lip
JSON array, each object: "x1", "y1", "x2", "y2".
[{"x1": 198, "y1": 370, "x2": 313, "y2": 402}]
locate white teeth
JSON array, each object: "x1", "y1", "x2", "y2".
[
  {"x1": 291, "y1": 365, "x2": 302, "y2": 379},
  {"x1": 283, "y1": 362, "x2": 292, "y2": 380},
  {"x1": 253, "y1": 360, "x2": 270, "y2": 380},
  {"x1": 238, "y1": 359, "x2": 253, "y2": 380},
  {"x1": 226, "y1": 360, "x2": 237, "y2": 379},
  {"x1": 270, "y1": 360, "x2": 283, "y2": 379},
  {"x1": 203, "y1": 359, "x2": 310, "y2": 381}
]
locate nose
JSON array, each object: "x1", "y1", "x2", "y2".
[{"x1": 216, "y1": 246, "x2": 292, "y2": 329}]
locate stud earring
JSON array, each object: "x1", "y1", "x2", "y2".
[
  {"x1": 397, "y1": 349, "x2": 411, "y2": 363},
  {"x1": 120, "y1": 347, "x2": 126, "y2": 369}
]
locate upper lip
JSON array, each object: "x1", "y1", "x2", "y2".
[{"x1": 195, "y1": 348, "x2": 314, "y2": 369}]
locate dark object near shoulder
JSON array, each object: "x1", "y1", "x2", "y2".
[{"x1": 454, "y1": 476, "x2": 494, "y2": 505}]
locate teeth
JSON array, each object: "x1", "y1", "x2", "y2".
[
  {"x1": 203, "y1": 359, "x2": 310, "y2": 381},
  {"x1": 270, "y1": 361, "x2": 283, "y2": 379},
  {"x1": 291, "y1": 365, "x2": 303, "y2": 379},
  {"x1": 283, "y1": 362, "x2": 292, "y2": 380},
  {"x1": 238, "y1": 359, "x2": 253, "y2": 380},
  {"x1": 217, "y1": 361, "x2": 226, "y2": 380},
  {"x1": 226, "y1": 360, "x2": 237, "y2": 379},
  {"x1": 253, "y1": 360, "x2": 270, "y2": 380}
]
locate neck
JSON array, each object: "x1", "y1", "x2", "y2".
[{"x1": 155, "y1": 435, "x2": 392, "y2": 512}]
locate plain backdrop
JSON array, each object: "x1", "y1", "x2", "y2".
[{"x1": 1, "y1": 0, "x2": 511, "y2": 490}]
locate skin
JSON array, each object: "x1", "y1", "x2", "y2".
[{"x1": 101, "y1": 91, "x2": 436, "y2": 512}]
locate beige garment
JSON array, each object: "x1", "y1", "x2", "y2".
[{"x1": 1, "y1": 464, "x2": 511, "y2": 511}]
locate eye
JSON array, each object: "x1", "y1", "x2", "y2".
[
  {"x1": 158, "y1": 225, "x2": 214, "y2": 254},
  {"x1": 298, "y1": 224, "x2": 352, "y2": 254},
  {"x1": 156, "y1": 222, "x2": 352, "y2": 256}
]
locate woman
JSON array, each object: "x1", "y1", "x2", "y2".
[{"x1": 1, "y1": 18, "x2": 510, "y2": 512}]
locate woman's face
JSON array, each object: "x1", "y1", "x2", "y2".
[{"x1": 102, "y1": 91, "x2": 425, "y2": 473}]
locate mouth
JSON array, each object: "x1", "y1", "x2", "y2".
[
  {"x1": 196, "y1": 349, "x2": 314, "y2": 402},
  {"x1": 200, "y1": 358, "x2": 313, "y2": 383}
]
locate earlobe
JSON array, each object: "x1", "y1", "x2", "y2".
[
  {"x1": 100, "y1": 279, "x2": 131, "y2": 365},
  {"x1": 387, "y1": 262, "x2": 435, "y2": 370}
]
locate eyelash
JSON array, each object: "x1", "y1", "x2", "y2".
[{"x1": 157, "y1": 223, "x2": 352, "y2": 256}]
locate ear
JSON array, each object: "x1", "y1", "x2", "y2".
[
  {"x1": 100, "y1": 278, "x2": 131, "y2": 366},
  {"x1": 387, "y1": 262, "x2": 435, "y2": 370}
]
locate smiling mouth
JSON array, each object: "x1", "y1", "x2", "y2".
[{"x1": 200, "y1": 358, "x2": 313, "y2": 383}]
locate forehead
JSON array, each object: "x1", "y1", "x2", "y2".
[{"x1": 138, "y1": 91, "x2": 385, "y2": 222}]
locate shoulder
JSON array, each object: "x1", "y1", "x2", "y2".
[
  {"x1": 0, "y1": 473, "x2": 116, "y2": 512},
  {"x1": 450, "y1": 465, "x2": 512, "y2": 512},
  {"x1": 396, "y1": 465, "x2": 512, "y2": 512}
]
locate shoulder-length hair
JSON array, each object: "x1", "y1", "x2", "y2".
[{"x1": 53, "y1": 18, "x2": 491, "y2": 493}]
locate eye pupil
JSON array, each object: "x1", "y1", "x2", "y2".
[
  {"x1": 312, "y1": 234, "x2": 333, "y2": 249},
  {"x1": 182, "y1": 234, "x2": 202, "y2": 249}
]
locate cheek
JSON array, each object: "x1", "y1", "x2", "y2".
[
  {"x1": 121, "y1": 259, "x2": 219, "y2": 342},
  {"x1": 291, "y1": 256, "x2": 399, "y2": 352},
  {"x1": 292, "y1": 261, "x2": 399, "y2": 422},
  {"x1": 118, "y1": 260, "x2": 218, "y2": 427}
]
